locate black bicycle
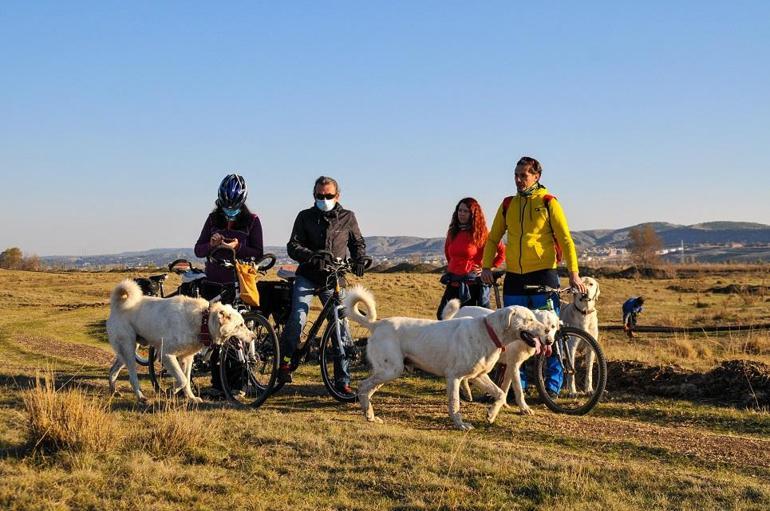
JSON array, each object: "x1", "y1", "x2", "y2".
[
  {"x1": 145, "y1": 249, "x2": 281, "y2": 409},
  {"x1": 486, "y1": 275, "x2": 607, "y2": 415},
  {"x1": 270, "y1": 253, "x2": 372, "y2": 403}
]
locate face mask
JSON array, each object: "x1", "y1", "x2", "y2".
[
  {"x1": 222, "y1": 207, "x2": 241, "y2": 220},
  {"x1": 315, "y1": 199, "x2": 336, "y2": 212}
]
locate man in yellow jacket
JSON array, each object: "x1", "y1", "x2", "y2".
[{"x1": 481, "y1": 156, "x2": 587, "y2": 395}]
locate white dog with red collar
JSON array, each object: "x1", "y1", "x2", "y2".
[
  {"x1": 107, "y1": 279, "x2": 256, "y2": 403},
  {"x1": 344, "y1": 285, "x2": 551, "y2": 431},
  {"x1": 441, "y1": 301, "x2": 559, "y2": 416}
]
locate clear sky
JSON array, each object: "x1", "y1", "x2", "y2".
[{"x1": 1, "y1": 1, "x2": 769, "y2": 256}]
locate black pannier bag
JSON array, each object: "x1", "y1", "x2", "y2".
[
  {"x1": 257, "y1": 280, "x2": 293, "y2": 324},
  {"x1": 133, "y1": 277, "x2": 161, "y2": 297},
  {"x1": 179, "y1": 279, "x2": 225, "y2": 301}
]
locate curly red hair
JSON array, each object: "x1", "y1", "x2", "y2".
[{"x1": 448, "y1": 197, "x2": 488, "y2": 247}]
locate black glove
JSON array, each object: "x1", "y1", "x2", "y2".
[
  {"x1": 309, "y1": 252, "x2": 329, "y2": 271},
  {"x1": 352, "y1": 260, "x2": 366, "y2": 278}
]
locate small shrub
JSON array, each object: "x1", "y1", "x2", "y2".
[
  {"x1": 135, "y1": 404, "x2": 214, "y2": 459},
  {"x1": 672, "y1": 339, "x2": 697, "y2": 359},
  {"x1": 22, "y1": 372, "x2": 118, "y2": 454},
  {"x1": 743, "y1": 335, "x2": 770, "y2": 356}
]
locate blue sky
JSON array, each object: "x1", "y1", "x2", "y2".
[{"x1": 1, "y1": 1, "x2": 769, "y2": 256}]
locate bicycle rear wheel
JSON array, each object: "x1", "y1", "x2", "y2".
[
  {"x1": 320, "y1": 317, "x2": 369, "y2": 403},
  {"x1": 219, "y1": 312, "x2": 279, "y2": 408},
  {"x1": 135, "y1": 344, "x2": 150, "y2": 367},
  {"x1": 535, "y1": 326, "x2": 606, "y2": 415}
]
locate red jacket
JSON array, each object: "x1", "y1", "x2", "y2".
[{"x1": 445, "y1": 231, "x2": 504, "y2": 276}]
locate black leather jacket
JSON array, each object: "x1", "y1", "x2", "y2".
[{"x1": 287, "y1": 203, "x2": 366, "y2": 285}]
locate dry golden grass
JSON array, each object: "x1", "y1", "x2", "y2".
[
  {"x1": 0, "y1": 267, "x2": 769, "y2": 509},
  {"x1": 21, "y1": 371, "x2": 118, "y2": 454}
]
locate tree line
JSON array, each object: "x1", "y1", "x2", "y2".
[{"x1": 0, "y1": 247, "x2": 42, "y2": 271}]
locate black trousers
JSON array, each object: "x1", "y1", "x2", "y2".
[{"x1": 436, "y1": 282, "x2": 490, "y2": 320}]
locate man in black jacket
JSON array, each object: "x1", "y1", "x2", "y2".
[{"x1": 278, "y1": 176, "x2": 367, "y2": 395}]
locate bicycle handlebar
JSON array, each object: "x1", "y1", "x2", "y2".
[
  {"x1": 207, "y1": 246, "x2": 278, "y2": 273},
  {"x1": 523, "y1": 284, "x2": 577, "y2": 294}
]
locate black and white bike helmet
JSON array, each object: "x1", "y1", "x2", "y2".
[{"x1": 216, "y1": 174, "x2": 248, "y2": 209}]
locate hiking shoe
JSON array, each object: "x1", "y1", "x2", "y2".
[
  {"x1": 277, "y1": 365, "x2": 293, "y2": 384},
  {"x1": 336, "y1": 383, "x2": 355, "y2": 397}
]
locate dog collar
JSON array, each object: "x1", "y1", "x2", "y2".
[
  {"x1": 575, "y1": 303, "x2": 596, "y2": 315},
  {"x1": 200, "y1": 306, "x2": 212, "y2": 346},
  {"x1": 483, "y1": 318, "x2": 505, "y2": 352}
]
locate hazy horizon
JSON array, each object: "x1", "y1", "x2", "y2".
[{"x1": 2, "y1": 2, "x2": 769, "y2": 256}]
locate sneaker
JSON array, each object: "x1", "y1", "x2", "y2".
[{"x1": 277, "y1": 365, "x2": 293, "y2": 384}]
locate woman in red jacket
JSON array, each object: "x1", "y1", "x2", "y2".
[{"x1": 436, "y1": 197, "x2": 504, "y2": 319}]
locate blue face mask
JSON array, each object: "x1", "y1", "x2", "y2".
[
  {"x1": 222, "y1": 207, "x2": 241, "y2": 220},
  {"x1": 315, "y1": 199, "x2": 336, "y2": 212}
]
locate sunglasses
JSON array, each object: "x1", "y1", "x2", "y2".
[{"x1": 315, "y1": 193, "x2": 337, "y2": 200}]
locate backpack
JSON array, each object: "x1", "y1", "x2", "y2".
[{"x1": 501, "y1": 194, "x2": 563, "y2": 263}]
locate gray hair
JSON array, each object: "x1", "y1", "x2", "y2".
[{"x1": 313, "y1": 176, "x2": 339, "y2": 195}]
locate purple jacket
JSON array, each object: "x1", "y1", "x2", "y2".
[{"x1": 194, "y1": 211, "x2": 264, "y2": 284}]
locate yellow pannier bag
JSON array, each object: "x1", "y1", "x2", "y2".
[{"x1": 236, "y1": 261, "x2": 260, "y2": 307}]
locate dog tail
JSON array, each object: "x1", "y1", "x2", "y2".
[
  {"x1": 110, "y1": 279, "x2": 143, "y2": 311},
  {"x1": 441, "y1": 299, "x2": 461, "y2": 320},
  {"x1": 343, "y1": 284, "x2": 377, "y2": 330}
]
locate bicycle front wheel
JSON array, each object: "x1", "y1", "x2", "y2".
[
  {"x1": 319, "y1": 317, "x2": 369, "y2": 403},
  {"x1": 535, "y1": 326, "x2": 607, "y2": 415},
  {"x1": 147, "y1": 346, "x2": 203, "y2": 398},
  {"x1": 219, "y1": 312, "x2": 279, "y2": 408}
]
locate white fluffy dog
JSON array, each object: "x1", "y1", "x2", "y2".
[
  {"x1": 107, "y1": 279, "x2": 255, "y2": 403},
  {"x1": 559, "y1": 277, "x2": 600, "y2": 396},
  {"x1": 441, "y1": 301, "x2": 559, "y2": 415},
  {"x1": 344, "y1": 285, "x2": 550, "y2": 430}
]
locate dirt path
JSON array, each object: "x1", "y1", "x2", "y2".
[
  {"x1": 531, "y1": 413, "x2": 770, "y2": 470},
  {"x1": 12, "y1": 335, "x2": 114, "y2": 367}
]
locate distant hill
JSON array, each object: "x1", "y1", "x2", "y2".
[{"x1": 39, "y1": 221, "x2": 770, "y2": 268}]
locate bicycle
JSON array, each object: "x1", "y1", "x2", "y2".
[
  {"x1": 486, "y1": 276, "x2": 607, "y2": 416},
  {"x1": 270, "y1": 252, "x2": 372, "y2": 403},
  {"x1": 145, "y1": 249, "x2": 281, "y2": 409}
]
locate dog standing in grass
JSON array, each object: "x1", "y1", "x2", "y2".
[
  {"x1": 441, "y1": 301, "x2": 560, "y2": 415},
  {"x1": 344, "y1": 285, "x2": 552, "y2": 430},
  {"x1": 107, "y1": 279, "x2": 255, "y2": 403},
  {"x1": 560, "y1": 277, "x2": 600, "y2": 395}
]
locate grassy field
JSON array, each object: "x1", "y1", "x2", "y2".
[{"x1": 0, "y1": 267, "x2": 769, "y2": 510}]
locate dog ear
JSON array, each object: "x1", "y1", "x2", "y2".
[{"x1": 506, "y1": 307, "x2": 519, "y2": 330}]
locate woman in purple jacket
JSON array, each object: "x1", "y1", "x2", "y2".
[{"x1": 194, "y1": 174, "x2": 264, "y2": 284}]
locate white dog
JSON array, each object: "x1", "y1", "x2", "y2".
[
  {"x1": 441, "y1": 301, "x2": 559, "y2": 415},
  {"x1": 344, "y1": 285, "x2": 550, "y2": 430},
  {"x1": 107, "y1": 279, "x2": 255, "y2": 403},
  {"x1": 559, "y1": 277, "x2": 600, "y2": 396}
]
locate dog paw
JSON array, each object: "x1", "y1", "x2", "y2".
[
  {"x1": 367, "y1": 416, "x2": 384, "y2": 424},
  {"x1": 111, "y1": 390, "x2": 122, "y2": 398},
  {"x1": 190, "y1": 396, "x2": 203, "y2": 404},
  {"x1": 456, "y1": 422, "x2": 474, "y2": 431},
  {"x1": 519, "y1": 406, "x2": 534, "y2": 415},
  {"x1": 137, "y1": 396, "x2": 149, "y2": 404}
]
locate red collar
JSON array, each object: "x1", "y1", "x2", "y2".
[
  {"x1": 483, "y1": 317, "x2": 505, "y2": 352},
  {"x1": 200, "y1": 306, "x2": 212, "y2": 346}
]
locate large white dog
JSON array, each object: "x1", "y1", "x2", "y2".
[
  {"x1": 441, "y1": 301, "x2": 559, "y2": 415},
  {"x1": 559, "y1": 277, "x2": 600, "y2": 396},
  {"x1": 344, "y1": 285, "x2": 550, "y2": 430},
  {"x1": 107, "y1": 279, "x2": 255, "y2": 403}
]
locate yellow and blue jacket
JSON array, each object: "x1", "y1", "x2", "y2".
[{"x1": 482, "y1": 185, "x2": 579, "y2": 274}]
